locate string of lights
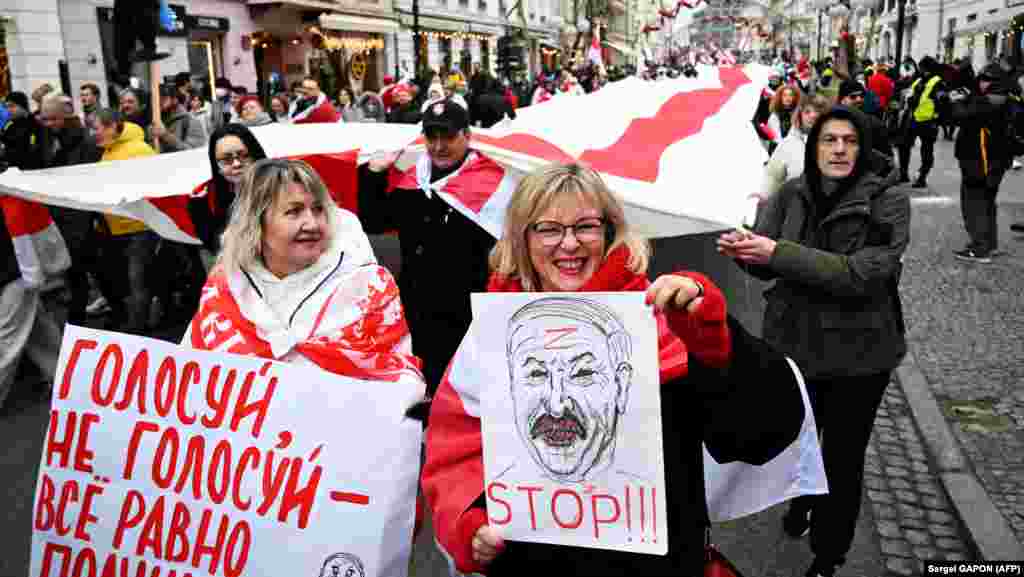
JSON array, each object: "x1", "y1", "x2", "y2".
[{"x1": 413, "y1": 30, "x2": 493, "y2": 41}]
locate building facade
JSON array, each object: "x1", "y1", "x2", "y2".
[{"x1": 0, "y1": 0, "x2": 261, "y2": 109}]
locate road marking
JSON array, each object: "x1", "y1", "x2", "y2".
[{"x1": 910, "y1": 196, "x2": 957, "y2": 206}]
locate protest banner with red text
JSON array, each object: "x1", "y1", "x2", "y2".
[{"x1": 30, "y1": 325, "x2": 422, "y2": 577}]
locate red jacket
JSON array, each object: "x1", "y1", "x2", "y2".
[{"x1": 867, "y1": 73, "x2": 895, "y2": 109}]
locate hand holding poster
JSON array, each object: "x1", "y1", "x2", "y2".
[
  {"x1": 30, "y1": 326, "x2": 421, "y2": 577},
  {"x1": 471, "y1": 292, "x2": 668, "y2": 555}
]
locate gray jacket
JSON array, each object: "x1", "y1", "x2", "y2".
[
  {"x1": 153, "y1": 109, "x2": 207, "y2": 152},
  {"x1": 746, "y1": 107, "x2": 910, "y2": 379}
]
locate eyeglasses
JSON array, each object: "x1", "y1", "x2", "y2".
[
  {"x1": 528, "y1": 218, "x2": 607, "y2": 247},
  {"x1": 216, "y1": 151, "x2": 251, "y2": 169}
]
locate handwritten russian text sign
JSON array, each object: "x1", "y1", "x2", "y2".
[
  {"x1": 30, "y1": 326, "x2": 421, "y2": 577},
  {"x1": 470, "y1": 292, "x2": 668, "y2": 555}
]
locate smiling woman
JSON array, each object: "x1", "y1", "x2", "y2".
[{"x1": 423, "y1": 162, "x2": 810, "y2": 577}]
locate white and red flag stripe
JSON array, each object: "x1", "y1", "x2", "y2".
[
  {"x1": 0, "y1": 195, "x2": 70, "y2": 287},
  {"x1": 0, "y1": 67, "x2": 773, "y2": 241}
]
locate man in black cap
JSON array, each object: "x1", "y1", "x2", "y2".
[
  {"x1": 838, "y1": 79, "x2": 894, "y2": 168},
  {"x1": 950, "y1": 63, "x2": 1012, "y2": 262},
  {"x1": 358, "y1": 97, "x2": 498, "y2": 410}
]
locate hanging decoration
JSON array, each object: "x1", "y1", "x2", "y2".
[{"x1": 350, "y1": 52, "x2": 368, "y2": 80}]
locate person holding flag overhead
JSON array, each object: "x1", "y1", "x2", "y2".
[{"x1": 359, "y1": 97, "x2": 512, "y2": 409}]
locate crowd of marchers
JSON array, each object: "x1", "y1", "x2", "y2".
[{"x1": 1, "y1": 52, "x2": 1017, "y2": 577}]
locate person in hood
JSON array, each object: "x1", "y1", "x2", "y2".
[
  {"x1": 37, "y1": 94, "x2": 104, "y2": 326},
  {"x1": 950, "y1": 63, "x2": 1012, "y2": 262},
  {"x1": 289, "y1": 77, "x2": 340, "y2": 124},
  {"x1": 237, "y1": 95, "x2": 275, "y2": 128},
  {"x1": 151, "y1": 84, "x2": 207, "y2": 151},
  {"x1": 188, "y1": 124, "x2": 269, "y2": 253},
  {"x1": 1, "y1": 91, "x2": 42, "y2": 170},
  {"x1": 719, "y1": 107, "x2": 909, "y2": 577},
  {"x1": 93, "y1": 108, "x2": 159, "y2": 334}
]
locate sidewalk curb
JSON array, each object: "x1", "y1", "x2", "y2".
[{"x1": 894, "y1": 349, "x2": 1024, "y2": 561}]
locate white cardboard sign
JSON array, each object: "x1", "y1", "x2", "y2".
[
  {"x1": 29, "y1": 326, "x2": 422, "y2": 577},
  {"x1": 471, "y1": 292, "x2": 668, "y2": 555}
]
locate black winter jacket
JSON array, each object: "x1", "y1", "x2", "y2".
[
  {"x1": 37, "y1": 124, "x2": 104, "y2": 248},
  {"x1": 952, "y1": 91, "x2": 1011, "y2": 182},
  {"x1": 484, "y1": 317, "x2": 805, "y2": 577},
  {"x1": 1, "y1": 114, "x2": 42, "y2": 170},
  {"x1": 357, "y1": 162, "x2": 495, "y2": 392}
]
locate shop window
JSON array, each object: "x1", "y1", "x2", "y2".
[{"x1": 188, "y1": 40, "x2": 220, "y2": 98}]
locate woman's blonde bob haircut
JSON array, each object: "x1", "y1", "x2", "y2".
[
  {"x1": 217, "y1": 159, "x2": 337, "y2": 274},
  {"x1": 490, "y1": 162, "x2": 649, "y2": 291}
]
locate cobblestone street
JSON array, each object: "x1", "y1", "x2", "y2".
[{"x1": 897, "y1": 137, "x2": 1024, "y2": 548}]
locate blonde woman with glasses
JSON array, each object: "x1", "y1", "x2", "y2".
[{"x1": 423, "y1": 162, "x2": 808, "y2": 577}]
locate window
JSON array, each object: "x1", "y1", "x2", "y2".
[
  {"x1": 459, "y1": 0, "x2": 469, "y2": 8},
  {"x1": 479, "y1": 0, "x2": 487, "y2": 11},
  {"x1": 967, "y1": 13, "x2": 977, "y2": 22}
]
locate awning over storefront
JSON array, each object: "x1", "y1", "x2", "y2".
[{"x1": 319, "y1": 13, "x2": 400, "y2": 35}]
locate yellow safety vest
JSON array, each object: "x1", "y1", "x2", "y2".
[{"x1": 912, "y1": 76, "x2": 942, "y2": 122}]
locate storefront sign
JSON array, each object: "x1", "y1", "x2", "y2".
[{"x1": 187, "y1": 15, "x2": 230, "y2": 33}]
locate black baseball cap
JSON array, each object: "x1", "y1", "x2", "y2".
[{"x1": 422, "y1": 98, "x2": 469, "y2": 133}]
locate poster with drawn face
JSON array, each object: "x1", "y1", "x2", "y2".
[{"x1": 470, "y1": 292, "x2": 668, "y2": 555}]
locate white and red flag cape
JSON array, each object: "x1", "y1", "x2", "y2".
[
  {"x1": 0, "y1": 66, "x2": 772, "y2": 242},
  {"x1": 0, "y1": 195, "x2": 70, "y2": 288}
]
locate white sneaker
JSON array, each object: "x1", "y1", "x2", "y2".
[
  {"x1": 85, "y1": 295, "x2": 111, "y2": 316},
  {"x1": 1013, "y1": 159, "x2": 1022, "y2": 170}
]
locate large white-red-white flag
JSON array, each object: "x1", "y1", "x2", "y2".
[{"x1": 0, "y1": 66, "x2": 771, "y2": 242}]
